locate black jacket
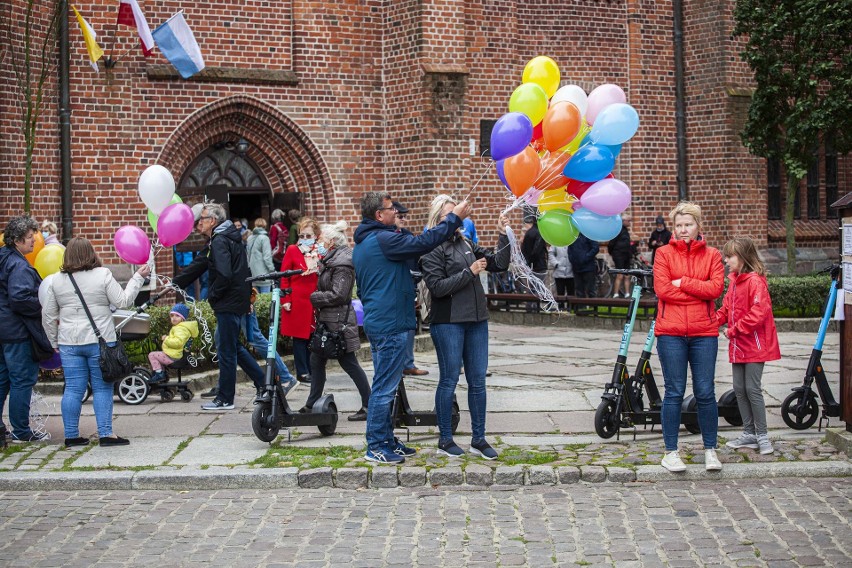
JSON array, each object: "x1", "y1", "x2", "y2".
[
  {"x1": 567, "y1": 235, "x2": 600, "y2": 274},
  {"x1": 521, "y1": 225, "x2": 547, "y2": 273},
  {"x1": 608, "y1": 226, "x2": 632, "y2": 256},
  {"x1": 207, "y1": 222, "x2": 252, "y2": 314},
  {"x1": 310, "y1": 246, "x2": 360, "y2": 353},
  {"x1": 0, "y1": 246, "x2": 51, "y2": 350}
]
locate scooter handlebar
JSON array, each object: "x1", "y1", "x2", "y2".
[
  {"x1": 246, "y1": 269, "x2": 304, "y2": 283},
  {"x1": 608, "y1": 268, "x2": 653, "y2": 278}
]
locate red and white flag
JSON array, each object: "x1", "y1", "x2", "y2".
[{"x1": 117, "y1": 0, "x2": 154, "y2": 56}]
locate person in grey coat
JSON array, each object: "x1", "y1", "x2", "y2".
[
  {"x1": 420, "y1": 195, "x2": 511, "y2": 460},
  {"x1": 301, "y1": 221, "x2": 371, "y2": 421},
  {"x1": 548, "y1": 245, "x2": 574, "y2": 308},
  {"x1": 246, "y1": 218, "x2": 275, "y2": 293}
]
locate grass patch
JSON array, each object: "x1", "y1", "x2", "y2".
[
  {"x1": 165, "y1": 437, "x2": 193, "y2": 464},
  {"x1": 563, "y1": 443, "x2": 590, "y2": 452},
  {"x1": 251, "y1": 444, "x2": 363, "y2": 469},
  {"x1": 510, "y1": 536, "x2": 529, "y2": 544},
  {"x1": 500, "y1": 447, "x2": 559, "y2": 466}
]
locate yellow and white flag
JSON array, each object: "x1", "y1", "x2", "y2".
[{"x1": 71, "y1": 5, "x2": 103, "y2": 72}]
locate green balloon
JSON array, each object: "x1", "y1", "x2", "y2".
[
  {"x1": 538, "y1": 209, "x2": 579, "y2": 247},
  {"x1": 147, "y1": 194, "x2": 183, "y2": 231}
]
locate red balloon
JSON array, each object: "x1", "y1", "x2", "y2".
[
  {"x1": 504, "y1": 146, "x2": 542, "y2": 197},
  {"x1": 531, "y1": 121, "x2": 543, "y2": 143},
  {"x1": 565, "y1": 173, "x2": 613, "y2": 200}
]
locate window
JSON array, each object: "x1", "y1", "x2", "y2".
[
  {"x1": 826, "y1": 136, "x2": 838, "y2": 218},
  {"x1": 807, "y1": 147, "x2": 820, "y2": 219},
  {"x1": 767, "y1": 158, "x2": 781, "y2": 220},
  {"x1": 479, "y1": 119, "x2": 497, "y2": 159}
]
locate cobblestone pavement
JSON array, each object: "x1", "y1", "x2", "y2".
[{"x1": 0, "y1": 479, "x2": 850, "y2": 567}]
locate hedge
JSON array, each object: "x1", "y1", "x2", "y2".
[{"x1": 717, "y1": 273, "x2": 833, "y2": 317}]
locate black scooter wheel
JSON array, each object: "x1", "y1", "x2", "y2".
[
  {"x1": 718, "y1": 389, "x2": 743, "y2": 426},
  {"x1": 451, "y1": 401, "x2": 461, "y2": 434},
  {"x1": 594, "y1": 399, "x2": 619, "y2": 439},
  {"x1": 682, "y1": 396, "x2": 702, "y2": 434},
  {"x1": 252, "y1": 403, "x2": 280, "y2": 443},
  {"x1": 318, "y1": 401, "x2": 338, "y2": 437},
  {"x1": 781, "y1": 391, "x2": 819, "y2": 430}
]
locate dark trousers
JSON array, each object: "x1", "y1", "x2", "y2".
[
  {"x1": 293, "y1": 337, "x2": 312, "y2": 377},
  {"x1": 216, "y1": 312, "x2": 265, "y2": 404},
  {"x1": 306, "y1": 350, "x2": 371, "y2": 409},
  {"x1": 574, "y1": 272, "x2": 596, "y2": 298}
]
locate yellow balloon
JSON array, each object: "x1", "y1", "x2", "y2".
[
  {"x1": 522, "y1": 56, "x2": 561, "y2": 99},
  {"x1": 562, "y1": 119, "x2": 590, "y2": 155},
  {"x1": 509, "y1": 83, "x2": 548, "y2": 126},
  {"x1": 0, "y1": 233, "x2": 4, "y2": 247},
  {"x1": 538, "y1": 188, "x2": 576, "y2": 212},
  {"x1": 34, "y1": 244, "x2": 65, "y2": 278}
]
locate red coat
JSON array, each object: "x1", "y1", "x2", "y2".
[
  {"x1": 653, "y1": 237, "x2": 725, "y2": 337},
  {"x1": 279, "y1": 245, "x2": 319, "y2": 340},
  {"x1": 715, "y1": 271, "x2": 781, "y2": 363}
]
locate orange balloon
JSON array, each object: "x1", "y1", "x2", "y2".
[
  {"x1": 543, "y1": 102, "x2": 581, "y2": 153},
  {"x1": 24, "y1": 231, "x2": 45, "y2": 266},
  {"x1": 534, "y1": 151, "x2": 572, "y2": 191},
  {"x1": 504, "y1": 146, "x2": 542, "y2": 198}
]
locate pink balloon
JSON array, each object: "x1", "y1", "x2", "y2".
[
  {"x1": 586, "y1": 84, "x2": 626, "y2": 126},
  {"x1": 579, "y1": 178, "x2": 632, "y2": 216},
  {"x1": 157, "y1": 203, "x2": 195, "y2": 247},
  {"x1": 114, "y1": 225, "x2": 151, "y2": 265}
]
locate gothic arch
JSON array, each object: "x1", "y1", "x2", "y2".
[{"x1": 156, "y1": 95, "x2": 334, "y2": 211}]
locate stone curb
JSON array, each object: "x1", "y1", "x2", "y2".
[{"x1": 1, "y1": 461, "x2": 848, "y2": 491}]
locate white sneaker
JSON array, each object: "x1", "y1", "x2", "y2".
[
  {"x1": 705, "y1": 449, "x2": 722, "y2": 471},
  {"x1": 661, "y1": 450, "x2": 686, "y2": 472},
  {"x1": 757, "y1": 435, "x2": 774, "y2": 455},
  {"x1": 612, "y1": 293, "x2": 621, "y2": 299}
]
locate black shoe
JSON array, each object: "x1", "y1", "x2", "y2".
[
  {"x1": 99, "y1": 436, "x2": 130, "y2": 447},
  {"x1": 298, "y1": 374, "x2": 312, "y2": 384},
  {"x1": 200, "y1": 387, "x2": 219, "y2": 399},
  {"x1": 298, "y1": 405, "x2": 311, "y2": 414},
  {"x1": 148, "y1": 371, "x2": 167, "y2": 385},
  {"x1": 64, "y1": 437, "x2": 89, "y2": 448},
  {"x1": 347, "y1": 407, "x2": 368, "y2": 421}
]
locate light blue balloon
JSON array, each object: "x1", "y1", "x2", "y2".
[
  {"x1": 607, "y1": 144, "x2": 622, "y2": 158},
  {"x1": 570, "y1": 208, "x2": 623, "y2": 242},
  {"x1": 563, "y1": 144, "x2": 615, "y2": 182},
  {"x1": 589, "y1": 103, "x2": 639, "y2": 146}
]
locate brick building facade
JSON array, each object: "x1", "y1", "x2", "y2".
[{"x1": 1, "y1": 0, "x2": 847, "y2": 276}]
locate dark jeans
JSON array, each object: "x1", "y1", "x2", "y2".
[
  {"x1": 574, "y1": 271, "x2": 596, "y2": 298},
  {"x1": 554, "y1": 277, "x2": 574, "y2": 296},
  {"x1": 657, "y1": 335, "x2": 719, "y2": 450},
  {"x1": 364, "y1": 331, "x2": 408, "y2": 451},
  {"x1": 0, "y1": 341, "x2": 39, "y2": 438},
  {"x1": 430, "y1": 320, "x2": 489, "y2": 443},
  {"x1": 292, "y1": 337, "x2": 312, "y2": 377},
  {"x1": 215, "y1": 312, "x2": 265, "y2": 404},
  {"x1": 306, "y1": 350, "x2": 371, "y2": 409}
]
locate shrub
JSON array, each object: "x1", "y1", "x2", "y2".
[{"x1": 716, "y1": 273, "x2": 832, "y2": 317}]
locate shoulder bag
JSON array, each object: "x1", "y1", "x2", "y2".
[
  {"x1": 68, "y1": 273, "x2": 134, "y2": 383},
  {"x1": 308, "y1": 294, "x2": 351, "y2": 360}
]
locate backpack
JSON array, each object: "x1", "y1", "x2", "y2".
[{"x1": 271, "y1": 222, "x2": 289, "y2": 263}]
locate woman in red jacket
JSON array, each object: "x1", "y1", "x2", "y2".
[
  {"x1": 716, "y1": 237, "x2": 780, "y2": 455},
  {"x1": 280, "y1": 217, "x2": 320, "y2": 383},
  {"x1": 653, "y1": 202, "x2": 725, "y2": 472}
]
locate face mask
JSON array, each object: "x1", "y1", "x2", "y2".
[
  {"x1": 299, "y1": 238, "x2": 315, "y2": 247},
  {"x1": 317, "y1": 244, "x2": 328, "y2": 256},
  {"x1": 41, "y1": 231, "x2": 49, "y2": 239}
]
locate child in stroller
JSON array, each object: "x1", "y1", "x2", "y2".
[{"x1": 147, "y1": 303, "x2": 198, "y2": 384}]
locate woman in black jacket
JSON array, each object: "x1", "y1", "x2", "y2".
[
  {"x1": 301, "y1": 221, "x2": 371, "y2": 421},
  {"x1": 420, "y1": 195, "x2": 511, "y2": 459}
]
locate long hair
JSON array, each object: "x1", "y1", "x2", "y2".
[
  {"x1": 722, "y1": 237, "x2": 766, "y2": 276},
  {"x1": 425, "y1": 194, "x2": 457, "y2": 230}
]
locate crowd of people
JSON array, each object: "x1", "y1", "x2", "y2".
[{"x1": 0, "y1": 198, "x2": 781, "y2": 472}]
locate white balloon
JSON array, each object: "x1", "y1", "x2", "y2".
[
  {"x1": 138, "y1": 165, "x2": 176, "y2": 215},
  {"x1": 551, "y1": 85, "x2": 588, "y2": 118},
  {"x1": 38, "y1": 273, "x2": 56, "y2": 307}
]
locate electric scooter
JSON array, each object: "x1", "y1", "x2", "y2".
[
  {"x1": 781, "y1": 264, "x2": 842, "y2": 431},
  {"x1": 391, "y1": 377, "x2": 460, "y2": 441},
  {"x1": 594, "y1": 269, "x2": 742, "y2": 439},
  {"x1": 249, "y1": 270, "x2": 338, "y2": 442}
]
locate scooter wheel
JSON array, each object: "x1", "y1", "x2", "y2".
[
  {"x1": 594, "y1": 399, "x2": 619, "y2": 439},
  {"x1": 117, "y1": 373, "x2": 149, "y2": 405},
  {"x1": 318, "y1": 401, "x2": 338, "y2": 437},
  {"x1": 681, "y1": 396, "x2": 702, "y2": 434},
  {"x1": 252, "y1": 403, "x2": 280, "y2": 443},
  {"x1": 451, "y1": 401, "x2": 461, "y2": 434},
  {"x1": 781, "y1": 391, "x2": 819, "y2": 430},
  {"x1": 718, "y1": 389, "x2": 743, "y2": 427}
]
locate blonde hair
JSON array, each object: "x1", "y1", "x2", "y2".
[
  {"x1": 41, "y1": 220, "x2": 58, "y2": 234},
  {"x1": 298, "y1": 217, "x2": 321, "y2": 237},
  {"x1": 320, "y1": 220, "x2": 349, "y2": 248},
  {"x1": 669, "y1": 201, "x2": 702, "y2": 230},
  {"x1": 722, "y1": 237, "x2": 766, "y2": 276},
  {"x1": 253, "y1": 218, "x2": 267, "y2": 230},
  {"x1": 425, "y1": 194, "x2": 457, "y2": 229}
]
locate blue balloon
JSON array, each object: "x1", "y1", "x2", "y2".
[
  {"x1": 570, "y1": 208, "x2": 623, "y2": 242},
  {"x1": 589, "y1": 103, "x2": 639, "y2": 146},
  {"x1": 490, "y1": 112, "x2": 533, "y2": 161},
  {"x1": 563, "y1": 144, "x2": 615, "y2": 182},
  {"x1": 607, "y1": 144, "x2": 622, "y2": 158},
  {"x1": 496, "y1": 160, "x2": 509, "y2": 189}
]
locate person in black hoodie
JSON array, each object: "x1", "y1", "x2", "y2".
[
  {"x1": 567, "y1": 233, "x2": 600, "y2": 302},
  {"x1": 184, "y1": 203, "x2": 265, "y2": 410},
  {"x1": 648, "y1": 215, "x2": 672, "y2": 264},
  {"x1": 608, "y1": 215, "x2": 633, "y2": 298}
]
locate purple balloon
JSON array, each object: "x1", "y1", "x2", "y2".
[
  {"x1": 496, "y1": 160, "x2": 509, "y2": 189},
  {"x1": 563, "y1": 144, "x2": 616, "y2": 183},
  {"x1": 39, "y1": 351, "x2": 61, "y2": 370},
  {"x1": 580, "y1": 178, "x2": 632, "y2": 217},
  {"x1": 114, "y1": 225, "x2": 151, "y2": 265},
  {"x1": 352, "y1": 299, "x2": 364, "y2": 326},
  {"x1": 490, "y1": 112, "x2": 533, "y2": 161},
  {"x1": 157, "y1": 203, "x2": 195, "y2": 247}
]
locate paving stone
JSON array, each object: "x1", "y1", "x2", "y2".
[
  {"x1": 494, "y1": 465, "x2": 525, "y2": 485},
  {"x1": 528, "y1": 466, "x2": 556, "y2": 485},
  {"x1": 429, "y1": 466, "x2": 463, "y2": 486},
  {"x1": 298, "y1": 467, "x2": 333, "y2": 488},
  {"x1": 369, "y1": 467, "x2": 398, "y2": 488},
  {"x1": 606, "y1": 466, "x2": 636, "y2": 483},
  {"x1": 556, "y1": 466, "x2": 581, "y2": 484},
  {"x1": 580, "y1": 465, "x2": 607, "y2": 482},
  {"x1": 333, "y1": 468, "x2": 367, "y2": 489},
  {"x1": 464, "y1": 464, "x2": 493, "y2": 486},
  {"x1": 398, "y1": 467, "x2": 426, "y2": 487}
]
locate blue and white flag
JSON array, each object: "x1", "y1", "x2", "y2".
[{"x1": 152, "y1": 12, "x2": 205, "y2": 79}]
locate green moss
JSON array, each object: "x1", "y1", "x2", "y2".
[
  {"x1": 251, "y1": 444, "x2": 364, "y2": 469},
  {"x1": 500, "y1": 447, "x2": 559, "y2": 466}
]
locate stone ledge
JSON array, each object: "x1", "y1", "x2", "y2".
[
  {"x1": 133, "y1": 467, "x2": 298, "y2": 490},
  {"x1": 146, "y1": 64, "x2": 299, "y2": 85},
  {"x1": 825, "y1": 428, "x2": 852, "y2": 458}
]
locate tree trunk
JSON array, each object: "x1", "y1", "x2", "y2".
[{"x1": 784, "y1": 174, "x2": 801, "y2": 274}]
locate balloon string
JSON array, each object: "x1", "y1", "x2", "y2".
[
  {"x1": 504, "y1": 226, "x2": 559, "y2": 312},
  {"x1": 154, "y1": 274, "x2": 218, "y2": 363},
  {"x1": 462, "y1": 160, "x2": 495, "y2": 203}
]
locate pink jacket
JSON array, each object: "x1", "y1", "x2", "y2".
[{"x1": 715, "y1": 271, "x2": 781, "y2": 363}]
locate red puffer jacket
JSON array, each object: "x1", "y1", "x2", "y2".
[
  {"x1": 715, "y1": 271, "x2": 781, "y2": 363},
  {"x1": 653, "y1": 237, "x2": 724, "y2": 337}
]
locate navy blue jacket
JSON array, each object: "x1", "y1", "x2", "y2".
[
  {"x1": 353, "y1": 214, "x2": 462, "y2": 336},
  {"x1": 567, "y1": 234, "x2": 600, "y2": 275},
  {"x1": 0, "y1": 246, "x2": 51, "y2": 350}
]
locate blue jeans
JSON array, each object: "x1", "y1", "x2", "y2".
[
  {"x1": 60, "y1": 343, "x2": 115, "y2": 438},
  {"x1": 292, "y1": 337, "x2": 312, "y2": 377},
  {"x1": 0, "y1": 341, "x2": 39, "y2": 438},
  {"x1": 403, "y1": 329, "x2": 415, "y2": 370},
  {"x1": 215, "y1": 312, "x2": 265, "y2": 404},
  {"x1": 365, "y1": 331, "x2": 408, "y2": 451},
  {"x1": 255, "y1": 284, "x2": 271, "y2": 294},
  {"x1": 656, "y1": 335, "x2": 719, "y2": 450},
  {"x1": 431, "y1": 321, "x2": 489, "y2": 442},
  {"x1": 243, "y1": 310, "x2": 293, "y2": 382}
]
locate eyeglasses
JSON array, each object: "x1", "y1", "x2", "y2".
[
  {"x1": 396, "y1": 214, "x2": 407, "y2": 220},
  {"x1": 378, "y1": 206, "x2": 397, "y2": 212}
]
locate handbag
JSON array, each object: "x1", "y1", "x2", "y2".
[
  {"x1": 68, "y1": 274, "x2": 134, "y2": 383},
  {"x1": 308, "y1": 301, "x2": 351, "y2": 360}
]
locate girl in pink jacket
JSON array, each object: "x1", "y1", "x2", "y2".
[{"x1": 716, "y1": 237, "x2": 781, "y2": 455}]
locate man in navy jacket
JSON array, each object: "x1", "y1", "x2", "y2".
[{"x1": 353, "y1": 191, "x2": 470, "y2": 463}]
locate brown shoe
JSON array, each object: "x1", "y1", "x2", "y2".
[{"x1": 403, "y1": 368, "x2": 429, "y2": 376}]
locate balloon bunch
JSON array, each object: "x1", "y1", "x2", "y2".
[
  {"x1": 492, "y1": 56, "x2": 639, "y2": 246},
  {"x1": 115, "y1": 165, "x2": 195, "y2": 265},
  {"x1": 22, "y1": 232, "x2": 66, "y2": 278}
]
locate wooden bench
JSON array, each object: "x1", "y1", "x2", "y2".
[{"x1": 485, "y1": 293, "x2": 658, "y2": 319}]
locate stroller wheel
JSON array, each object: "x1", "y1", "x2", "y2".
[
  {"x1": 180, "y1": 390, "x2": 194, "y2": 402},
  {"x1": 161, "y1": 389, "x2": 175, "y2": 402},
  {"x1": 117, "y1": 373, "x2": 149, "y2": 405}
]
